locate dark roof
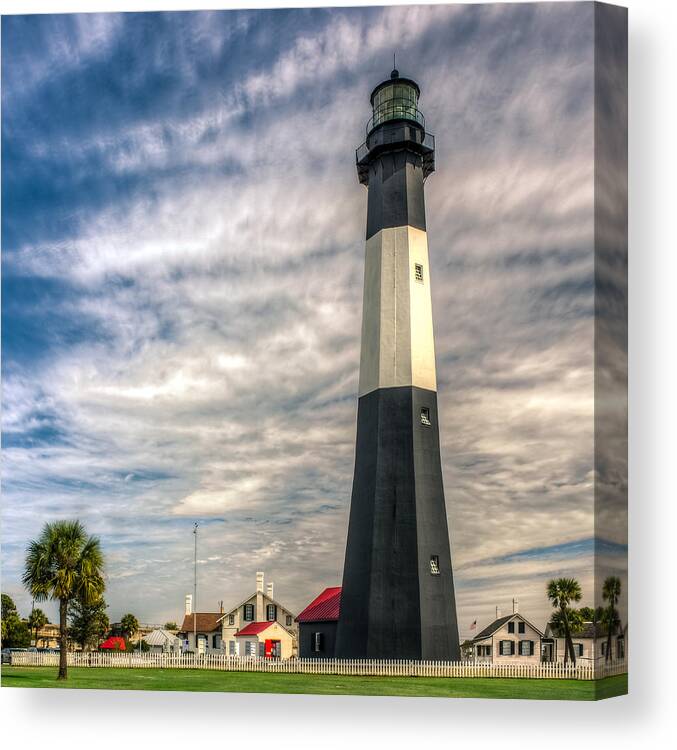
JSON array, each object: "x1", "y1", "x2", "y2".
[
  {"x1": 296, "y1": 587, "x2": 341, "y2": 623},
  {"x1": 472, "y1": 612, "x2": 544, "y2": 641},
  {"x1": 178, "y1": 613, "x2": 222, "y2": 633},
  {"x1": 472, "y1": 614, "x2": 515, "y2": 641},
  {"x1": 236, "y1": 621, "x2": 275, "y2": 637}
]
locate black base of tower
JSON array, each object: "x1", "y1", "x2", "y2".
[{"x1": 335, "y1": 386, "x2": 460, "y2": 661}]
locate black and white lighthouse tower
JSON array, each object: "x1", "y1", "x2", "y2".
[{"x1": 335, "y1": 70, "x2": 461, "y2": 661}]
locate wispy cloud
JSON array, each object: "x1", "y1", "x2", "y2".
[{"x1": 2, "y1": 4, "x2": 625, "y2": 632}]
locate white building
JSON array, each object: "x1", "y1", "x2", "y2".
[
  {"x1": 177, "y1": 595, "x2": 223, "y2": 655},
  {"x1": 220, "y1": 572, "x2": 297, "y2": 657},
  {"x1": 542, "y1": 621, "x2": 627, "y2": 664},
  {"x1": 142, "y1": 628, "x2": 181, "y2": 653},
  {"x1": 470, "y1": 599, "x2": 544, "y2": 663}
]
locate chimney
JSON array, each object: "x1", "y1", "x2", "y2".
[
  {"x1": 267, "y1": 582, "x2": 274, "y2": 600},
  {"x1": 495, "y1": 606, "x2": 501, "y2": 619},
  {"x1": 185, "y1": 594, "x2": 192, "y2": 616},
  {"x1": 513, "y1": 597, "x2": 519, "y2": 614},
  {"x1": 219, "y1": 600, "x2": 224, "y2": 614},
  {"x1": 256, "y1": 572, "x2": 265, "y2": 621}
]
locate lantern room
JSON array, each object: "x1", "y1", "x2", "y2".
[{"x1": 368, "y1": 69, "x2": 424, "y2": 133}]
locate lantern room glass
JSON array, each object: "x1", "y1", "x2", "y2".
[{"x1": 372, "y1": 82, "x2": 420, "y2": 128}]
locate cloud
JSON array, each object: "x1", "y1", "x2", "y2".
[{"x1": 2, "y1": 3, "x2": 625, "y2": 632}]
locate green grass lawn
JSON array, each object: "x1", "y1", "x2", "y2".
[{"x1": 1, "y1": 666, "x2": 627, "y2": 701}]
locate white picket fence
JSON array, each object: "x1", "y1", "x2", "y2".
[{"x1": 9, "y1": 651, "x2": 627, "y2": 680}]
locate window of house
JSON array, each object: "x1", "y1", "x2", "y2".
[
  {"x1": 508, "y1": 621, "x2": 515, "y2": 634},
  {"x1": 229, "y1": 640, "x2": 235, "y2": 656},
  {"x1": 420, "y1": 407, "x2": 431, "y2": 426},
  {"x1": 414, "y1": 263, "x2": 424, "y2": 283},
  {"x1": 286, "y1": 615, "x2": 293, "y2": 627},
  {"x1": 518, "y1": 621, "x2": 525, "y2": 634},
  {"x1": 574, "y1": 643, "x2": 584, "y2": 657},
  {"x1": 228, "y1": 613, "x2": 235, "y2": 626},
  {"x1": 245, "y1": 640, "x2": 255, "y2": 657},
  {"x1": 500, "y1": 640, "x2": 514, "y2": 656},
  {"x1": 259, "y1": 642, "x2": 265, "y2": 658},
  {"x1": 313, "y1": 632, "x2": 323, "y2": 653},
  {"x1": 519, "y1": 640, "x2": 533, "y2": 656},
  {"x1": 266, "y1": 604, "x2": 277, "y2": 621},
  {"x1": 244, "y1": 604, "x2": 254, "y2": 621},
  {"x1": 476, "y1": 645, "x2": 490, "y2": 657},
  {"x1": 429, "y1": 555, "x2": 440, "y2": 575},
  {"x1": 617, "y1": 638, "x2": 625, "y2": 659}
]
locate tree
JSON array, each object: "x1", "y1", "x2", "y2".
[
  {"x1": 602, "y1": 576, "x2": 622, "y2": 662},
  {"x1": 1, "y1": 594, "x2": 31, "y2": 648},
  {"x1": 27, "y1": 608, "x2": 48, "y2": 647},
  {"x1": 164, "y1": 622, "x2": 178, "y2": 631},
  {"x1": 546, "y1": 578, "x2": 582, "y2": 666},
  {"x1": 119, "y1": 613, "x2": 139, "y2": 641},
  {"x1": 2, "y1": 593, "x2": 18, "y2": 620},
  {"x1": 68, "y1": 596, "x2": 110, "y2": 651},
  {"x1": 578, "y1": 606, "x2": 596, "y2": 621},
  {"x1": 23, "y1": 520, "x2": 105, "y2": 680}
]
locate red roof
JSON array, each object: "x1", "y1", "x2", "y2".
[
  {"x1": 100, "y1": 636, "x2": 126, "y2": 650},
  {"x1": 236, "y1": 621, "x2": 276, "y2": 637},
  {"x1": 296, "y1": 587, "x2": 341, "y2": 623}
]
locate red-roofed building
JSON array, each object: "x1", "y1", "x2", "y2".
[
  {"x1": 176, "y1": 573, "x2": 298, "y2": 657},
  {"x1": 99, "y1": 636, "x2": 126, "y2": 651},
  {"x1": 296, "y1": 587, "x2": 341, "y2": 658},
  {"x1": 220, "y1": 572, "x2": 298, "y2": 657},
  {"x1": 234, "y1": 619, "x2": 295, "y2": 659}
]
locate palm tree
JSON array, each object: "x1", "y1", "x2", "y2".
[
  {"x1": 546, "y1": 578, "x2": 582, "y2": 665},
  {"x1": 27, "y1": 607, "x2": 48, "y2": 648},
  {"x1": 120, "y1": 613, "x2": 139, "y2": 647},
  {"x1": 23, "y1": 520, "x2": 105, "y2": 680},
  {"x1": 602, "y1": 576, "x2": 622, "y2": 662}
]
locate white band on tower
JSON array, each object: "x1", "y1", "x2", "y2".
[{"x1": 358, "y1": 225, "x2": 437, "y2": 397}]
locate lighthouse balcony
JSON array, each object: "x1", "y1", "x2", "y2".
[{"x1": 356, "y1": 125, "x2": 435, "y2": 185}]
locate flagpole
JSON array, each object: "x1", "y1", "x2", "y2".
[{"x1": 193, "y1": 522, "x2": 198, "y2": 653}]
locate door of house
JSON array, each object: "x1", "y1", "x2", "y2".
[
  {"x1": 541, "y1": 642, "x2": 554, "y2": 662},
  {"x1": 264, "y1": 639, "x2": 281, "y2": 658}
]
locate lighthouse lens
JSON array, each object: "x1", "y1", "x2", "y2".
[{"x1": 372, "y1": 82, "x2": 419, "y2": 128}]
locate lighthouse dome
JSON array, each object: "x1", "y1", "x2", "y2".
[{"x1": 369, "y1": 71, "x2": 423, "y2": 132}]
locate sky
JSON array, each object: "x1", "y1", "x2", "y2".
[{"x1": 1, "y1": 2, "x2": 627, "y2": 637}]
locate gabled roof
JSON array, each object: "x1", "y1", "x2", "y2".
[
  {"x1": 296, "y1": 587, "x2": 341, "y2": 623},
  {"x1": 471, "y1": 612, "x2": 544, "y2": 641},
  {"x1": 218, "y1": 592, "x2": 296, "y2": 624},
  {"x1": 178, "y1": 613, "x2": 222, "y2": 633},
  {"x1": 142, "y1": 628, "x2": 180, "y2": 647},
  {"x1": 236, "y1": 621, "x2": 276, "y2": 637}
]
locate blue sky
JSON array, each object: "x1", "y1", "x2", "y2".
[{"x1": 1, "y1": 3, "x2": 626, "y2": 635}]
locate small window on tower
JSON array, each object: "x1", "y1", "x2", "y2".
[
  {"x1": 414, "y1": 263, "x2": 424, "y2": 283},
  {"x1": 430, "y1": 555, "x2": 440, "y2": 575},
  {"x1": 420, "y1": 407, "x2": 431, "y2": 426}
]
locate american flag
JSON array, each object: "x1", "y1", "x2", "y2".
[{"x1": 470, "y1": 619, "x2": 477, "y2": 630}]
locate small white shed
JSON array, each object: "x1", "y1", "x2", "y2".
[{"x1": 142, "y1": 628, "x2": 181, "y2": 653}]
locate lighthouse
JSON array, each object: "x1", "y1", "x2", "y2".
[{"x1": 335, "y1": 69, "x2": 460, "y2": 660}]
